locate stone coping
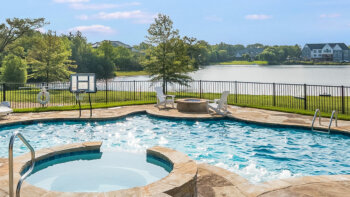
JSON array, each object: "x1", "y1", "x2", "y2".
[
  {"x1": 197, "y1": 163, "x2": 350, "y2": 197},
  {"x1": 0, "y1": 143, "x2": 197, "y2": 197}
]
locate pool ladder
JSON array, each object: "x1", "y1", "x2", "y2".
[
  {"x1": 8, "y1": 131, "x2": 36, "y2": 197},
  {"x1": 311, "y1": 109, "x2": 338, "y2": 134}
]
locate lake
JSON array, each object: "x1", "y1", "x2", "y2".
[{"x1": 114, "y1": 65, "x2": 350, "y2": 86}]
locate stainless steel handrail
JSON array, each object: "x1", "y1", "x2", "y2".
[
  {"x1": 328, "y1": 110, "x2": 338, "y2": 134},
  {"x1": 311, "y1": 109, "x2": 321, "y2": 131},
  {"x1": 9, "y1": 131, "x2": 35, "y2": 197}
]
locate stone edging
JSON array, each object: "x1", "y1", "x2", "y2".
[
  {"x1": 196, "y1": 163, "x2": 350, "y2": 197},
  {"x1": 0, "y1": 142, "x2": 197, "y2": 197}
]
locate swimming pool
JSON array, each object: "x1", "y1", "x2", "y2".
[{"x1": 1, "y1": 113, "x2": 350, "y2": 183}]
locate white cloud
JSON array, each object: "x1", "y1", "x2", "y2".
[
  {"x1": 69, "y1": 25, "x2": 115, "y2": 34},
  {"x1": 245, "y1": 14, "x2": 272, "y2": 20},
  {"x1": 54, "y1": 0, "x2": 89, "y2": 3},
  {"x1": 320, "y1": 13, "x2": 341, "y2": 18},
  {"x1": 204, "y1": 15, "x2": 223, "y2": 22},
  {"x1": 36, "y1": 27, "x2": 46, "y2": 33},
  {"x1": 76, "y1": 14, "x2": 89, "y2": 20},
  {"x1": 69, "y1": 2, "x2": 141, "y2": 10},
  {"x1": 79, "y1": 10, "x2": 156, "y2": 24}
]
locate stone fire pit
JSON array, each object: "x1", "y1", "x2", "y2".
[{"x1": 177, "y1": 98, "x2": 208, "y2": 113}]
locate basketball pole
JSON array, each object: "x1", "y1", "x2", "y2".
[
  {"x1": 78, "y1": 93, "x2": 81, "y2": 118},
  {"x1": 89, "y1": 93, "x2": 92, "y2": 117}
]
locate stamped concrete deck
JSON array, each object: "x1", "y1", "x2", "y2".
[{"x1": 0, "y1": 104, "x2": 350, "y2": 197}]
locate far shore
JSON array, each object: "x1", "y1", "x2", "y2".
[{"x1": 216, "y1": 60, "x2": 350, "y2": 66}]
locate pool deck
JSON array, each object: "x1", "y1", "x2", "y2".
[{"x1": 0, "y1": 104, "x2": 350, "y2": 196}]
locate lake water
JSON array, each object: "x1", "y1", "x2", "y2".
[{"x1": 114, "y1": 65, "x2": 350, "y2": 86}]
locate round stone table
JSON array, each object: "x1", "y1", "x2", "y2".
[{"x1": 177, "y1": 98, "x2": 208, "y2": 113}]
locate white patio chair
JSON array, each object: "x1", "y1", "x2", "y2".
[
  {"x1": 0, "y1": 101, "x2": 13, "y2": 117},
  {"x1": 155, "y1": 87, "x2": 175, "y2": 109},
  {"x1": 208, "y1": 91, "x2": 230, "y2": 115}
]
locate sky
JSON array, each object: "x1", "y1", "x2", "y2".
[{"x1": 1, "y1": 0, "x2": 350, "y2": 46}]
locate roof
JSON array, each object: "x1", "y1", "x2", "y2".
[
  {"x1": 305, "y1": 43, "x2": 349, "y2": 50},
  {"x1": 92, "y1": 40, "x2": 132, "y2": 49}
]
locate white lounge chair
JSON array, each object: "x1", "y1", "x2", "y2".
[
  {"x1": 208, "y1": 91, "x2": 230, "y2": 115},
  {"x1": 0, "y1": 101, "x2": 13, "y2": 117},
  {"x1": 155, "y1": 87, "x2": 175, "y2": 109}
]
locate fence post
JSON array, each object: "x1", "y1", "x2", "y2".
[
  {"x1": 272, "y1": 83, "x2": 276, "y2": 106},
  {"x1": 133, "y1": 80, "x2": 136, "y2": 101},
  {"x1": 105, "y1": 80, "x2": 108, "y2": 104},
  {"x1": 2, "y1": 83, "x2": 5, "y2": 102},
  {"x1": 234, "y1": 81, "x2": 237, "y2": 104},
  {"x1": 304, "y1": 84, "x2": 307, "y2": 110},
  {"x1": 341, "y1": 85, "x2": 345, "y2": 114},
  {"x1": 199, "y1": 80, "x2": 202, "y2": 99}
]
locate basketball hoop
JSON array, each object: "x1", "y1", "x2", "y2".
[{"x1": 70, "y1": 73, "x2": 97, "y2": 118}]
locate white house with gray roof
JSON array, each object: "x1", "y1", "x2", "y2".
[{"x1": 301, "y1": 43, "x2": 350, "y2": 62}]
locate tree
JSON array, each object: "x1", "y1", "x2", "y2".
[
  {"x1": 247, "y1": 43, "x2": 265, "y2": 49},
  {"x1": 143, "y1": 14, "x2": 193, "y2": 92},
  {"x1": 1, "y1": 53, "x2": 27, "y2": 83},
  {"x1": 0, "y1": 18, "x2": 47, "y2": 53},
  {"x1": 242, "y1": 53, "x2": 251, "y2": 61},
  {"x1": 114, "y1": 46, "x2": 133, "y2": 71},
  {"x1": 66, "y1": 31, "x2": 94, "y2": 73},
  {"x1": 94, "y1": 41, "x2": 116, "y2": 92},
  {"x1": 27, "y1": 31, "x2": 75, "y2": 83}
]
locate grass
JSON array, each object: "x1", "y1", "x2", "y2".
[
  {"x1": 4, "y1": 90, "x2": 350, "y2": 120},
  {"x1": 218, "y1": 61, "x2": 268, "y2": 65},
  {"x1": 13, "y1": 100, "x2": 154, "y2": 113},
  {"x1": 115, "y1": 71, "x2": 148, "y2": 76}
]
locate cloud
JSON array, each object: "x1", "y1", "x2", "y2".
[
  {"x1": 54, "y1": 0, "x2": 89, "y2": 3},
  {"x1": 76, "y1": 14, "x2": 89, "y2": 20},
  {"x1": 204, "y1": 15, "x2": 223, "y2": 22},
  {"x1": 245, "y1": 14, "x2": 272, "y2": 20},
  {"x1": 320, "y1": 13, "x2": 341, "y2": 18},
  {"x1": 69, "y1": 2, "x2": 141, "y2": 10},
  {"x1": 36, "y1": 27, "x2": 46, "y2": 33},
  {"x1": 79, "y1": 10, "x2": 157, "y2": 24},
  {"x1": 68, "y1": 25, "x2": 115, "y2": 34}
]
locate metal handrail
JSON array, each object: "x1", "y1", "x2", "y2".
[
  {"x1": 9, "y1": 131, "x2": 35, "y2": 197},
  {"x1": 328, "y1": 110, "x2": 338, "y2": 134},
  {"x1": 311, "y1": 109, "x2": 321, "y2": 131}
]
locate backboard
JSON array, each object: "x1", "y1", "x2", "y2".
[{"x1": 70, "y1": 73, "x2": 97, "y2": 93}]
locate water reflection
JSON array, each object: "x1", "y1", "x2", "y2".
[{"x1": 114, "y1": 65, "x2": 350, "y2": 86}]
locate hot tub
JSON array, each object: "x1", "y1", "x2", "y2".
[
  {"x1": 176, "y1": 98, "x2": 208, "y2": 113},
  {"x1": 24, "y1": 151, "x2": 171, "y2": 192}
]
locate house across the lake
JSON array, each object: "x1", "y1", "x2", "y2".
[
  {"x1": 92, "y1": 40, "x2": 138, "y2": 52},
  {"x1": 235, "y1": 48, "x2": 264, "y2": 59},
  {"x1": 301, "y1": 43, "x2": 350, "y2": 62}
]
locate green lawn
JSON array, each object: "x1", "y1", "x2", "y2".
[
  {"x1": 115, "y1": 71, "x2": 148, "y2": 76},
  {"x1": 218, "y1": 61, "x2": 268, "y2": 65},
  {"x1": 3, "y1": 90, "x2": 350, "y2": 120}
]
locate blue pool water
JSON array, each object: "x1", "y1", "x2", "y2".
[
  {"x1": 1, "y1": 113, "x2": 350, "y2": 183},
  {"x1": 25, "y1": 151, "x2": 170, "y2": 192}
]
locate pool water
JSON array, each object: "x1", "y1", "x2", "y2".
[
  {"x1": 1, "y1": 113, "x2": 350, "y2": 183},
  {"x1": 25, "y1": 151, "x2": 169, "y2": 192}
]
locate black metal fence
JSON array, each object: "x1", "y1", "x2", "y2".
[{"x1": 1, "y1": 81, "x2": 349, "y2": 115}]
